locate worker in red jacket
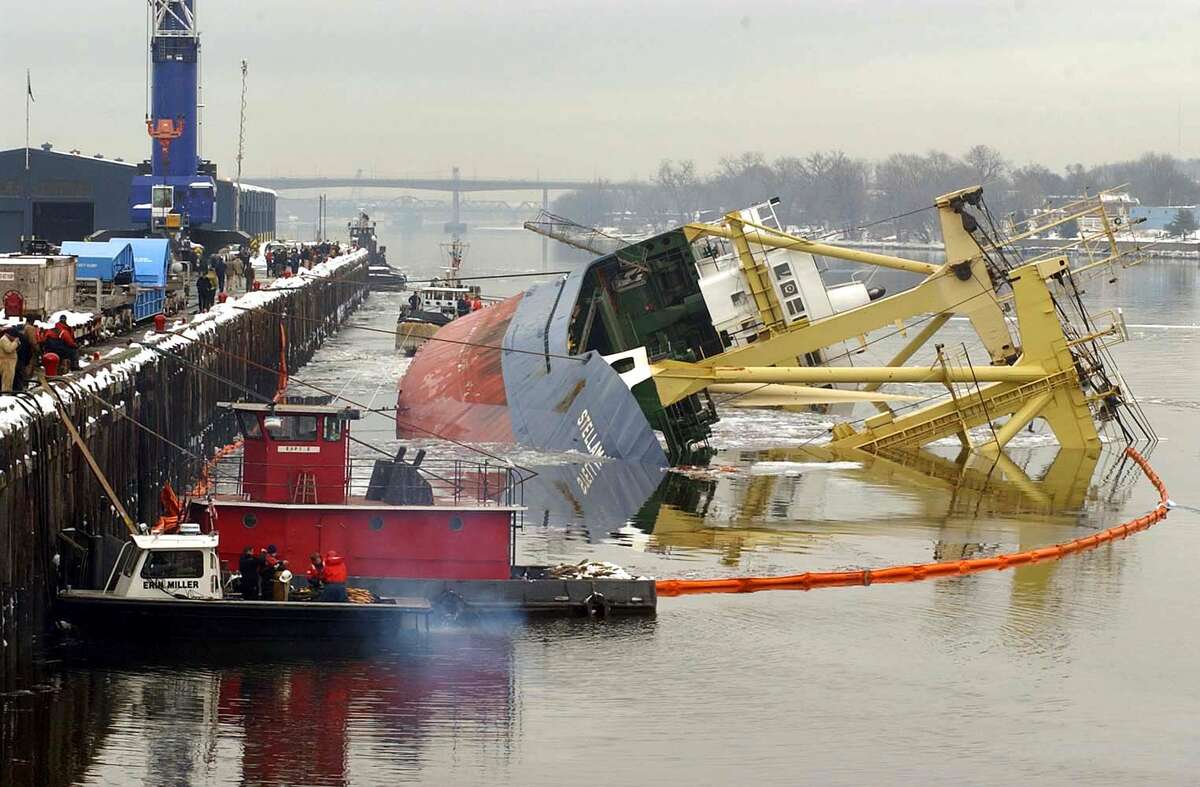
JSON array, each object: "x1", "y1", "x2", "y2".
[
  {"x1": 42, "y1": 316, "x2": 78, "y2": 371},
  {"x1": 318, "y1": 551, "x2": 349, "y2": 602}
]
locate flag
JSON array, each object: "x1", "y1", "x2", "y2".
[{"x1": 26, "y1": 70, "x2": 34, "y2": 103}]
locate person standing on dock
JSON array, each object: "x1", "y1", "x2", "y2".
[
  {"x1": 238, "y1": 245, "x2": 252, "y2": 292},
  {"x1": 195, "y1": 264, "x2": 214, "y2": 312},
  {"x1": 0, "y1": 327, "x2": 20, "y2": 392},
  {"x1": 212, "y1": 254, "x2": 227, "y2": 295},
  {"x1": 20, "y1": 317, "x2": 40, "y2": 383}
]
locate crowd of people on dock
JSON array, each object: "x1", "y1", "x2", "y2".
[
  {"x1": 0, "y1": 237, "x2": 348, "y2": 395},
  {"x1": 263, "y1": 240, "x2": 343, "y2": 279},
  {"x1": 185, "y1": 239, "x2": 348, "y2": 315},
  {"x1": 0, "y1": 315, "x2": 80, "y2": 392}
]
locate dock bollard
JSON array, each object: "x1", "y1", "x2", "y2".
[
  {"x1": 43, "y1": 352, "x2": 60, "y2": 377},
  {"x1": 154, "y1": 313, "x2": 167, "y2": 332},
  {"x1": 218, "y1": 292, "x2": 228, "y2": 304}
]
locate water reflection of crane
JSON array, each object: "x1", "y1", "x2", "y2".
[{"x1": 633, "y1": 444, "x2": 1124, "y2": 568}]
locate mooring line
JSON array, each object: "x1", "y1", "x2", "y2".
[{"x1": 656, "y1": 446, "x2": 1171, "y2": 597}]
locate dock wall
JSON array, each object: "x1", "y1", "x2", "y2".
[{"x1": 0, "y1": 251, "x2": 369, "y2": 686}]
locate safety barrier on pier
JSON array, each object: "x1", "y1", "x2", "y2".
[{"x1": 656, "y1": 446, "x2": 1170, "y2": 597}]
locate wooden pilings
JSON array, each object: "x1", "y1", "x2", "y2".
[{"x1": 0, "y1": 254, "x2": 369, "y2": 684}]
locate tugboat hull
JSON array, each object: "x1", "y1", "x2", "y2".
[{"x1": 57, "y1": 591, "x2": 432, "y2": 641}]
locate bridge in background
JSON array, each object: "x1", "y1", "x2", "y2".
[
  {"x1": 249, "y1": 175, "x2": 627, "y2": 193},
  {"x1": 253, "y1": 167, "x2": 643, "y2": 261}
]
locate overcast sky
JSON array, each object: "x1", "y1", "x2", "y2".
[{"x1": 3, "y1": 0, "x2": 1199, "y2": 182}]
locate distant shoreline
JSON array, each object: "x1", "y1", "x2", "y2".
[{"x1": 839, "y1": 237, "x2": 1200, "y2": 260}]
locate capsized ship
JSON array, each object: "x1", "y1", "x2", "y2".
[{"x1": 397, "y1": 187, "x2": 1153, "y2": 468}]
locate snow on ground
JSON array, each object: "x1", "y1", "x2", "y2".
[{"x1": 0, "y1": 249, "x2": 367, "y2": 438}]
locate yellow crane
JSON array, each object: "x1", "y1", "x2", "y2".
[{"x1": 645, "y1": 186, "x2": 1147, "y2": 459}]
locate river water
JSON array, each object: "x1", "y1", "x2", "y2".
[{"x1": 4, "y1": 226, "x2": 1199, "y2": 786}]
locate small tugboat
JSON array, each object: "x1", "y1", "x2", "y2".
[
  {"x1": 185, "y1": 401, "x2": 656, "y2": 617},
  {"x1": 349, "y1": 212, "x2": 407, "y2": 291},
  {"x1": 57, "y1": 525, "x2": 433, "y2": 641},
  {"x1": 395, "y1": 237, "x2": 487, "y2": 356}
]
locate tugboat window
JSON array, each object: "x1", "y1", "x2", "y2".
[
  {"x1": 243, "y1": 514, "x2": 257, "y2": 528},
  {"x1": 236, "y1": 412, "x2": 262, "y2": 439},
  {"x1": 449, "y1": 515, "x2": 464, "y2": 532},
  {"x1": 370, "y1": 515, "x2": 384, "y2": 531},
  {"x1": 141, "y1": 550, "x2": 204, "y2": 579},
  {"x1": 264, "y1": 414, "x2": 318, "y2": 441},
  {"x1": 323, "y1": 416, "x2": 343, "y2": 442}
]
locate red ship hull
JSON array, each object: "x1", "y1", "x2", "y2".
[{"x1": 396, "y1": 293, "x2": 521, "y2": 443}]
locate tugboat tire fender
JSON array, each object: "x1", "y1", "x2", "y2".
[
  {"x1": 583, "y1": 591, "x2": 610, "y2": 619},
  {"x1": 433, "y1": 589, "x2": 466, "y2": 621}
]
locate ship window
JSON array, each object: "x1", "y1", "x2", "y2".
[
  {"x1": 449, "y1": 515, "x2": 464, "y2": 532},
  {"x1": 370, "y1": 515, "x2": 385, "y2": 531},
  {"x1": 236, "y1": 412, "x2": 262, "y2": 439},
  {"x1": 323, "y1": 416, "x2": 344, "y2": 442},
  {"x1": 140, "y1": 550, "x2": 204, "y2": 579},
  {"x1": 243, "y1": 514, "x2": 257, "y2": 528},
  {"x1": 773, "y1": 262, "x2": 793, "y2": 280},
  {"x1": 786, "y1": 298, "x2": 806, "y2": 317},
  {"x1": 116, "y1": 544, "x2": 139, "y2": 579},
  {"x1": 264, "y1": 414, "x2": 318, "y2": 441}
]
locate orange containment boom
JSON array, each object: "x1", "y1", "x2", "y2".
[{"x1": 655, "y1": 447, "x2": 1170, "y2": 597}]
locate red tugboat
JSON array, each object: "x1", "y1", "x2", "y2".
[{"x1": 187, "y1": 402, "x2": 656, "y2": 617}]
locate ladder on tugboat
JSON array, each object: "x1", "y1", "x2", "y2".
[{"x1": 293, "y1": 471, "x2": 319, "y2": 504}]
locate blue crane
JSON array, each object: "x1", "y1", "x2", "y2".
[{"x1": 129, "y1": 1, "x2": 217, "y2": 239}]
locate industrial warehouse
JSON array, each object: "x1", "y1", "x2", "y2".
[{"x1": 0, "y1": 145, "x2": 275, "y2": 251}]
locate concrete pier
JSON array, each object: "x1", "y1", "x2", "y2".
[{"x1": 0, "y1": 251, "x2": 369, "y2": 685}]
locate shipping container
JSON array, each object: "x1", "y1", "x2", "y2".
[{"x1": 0, "y1": 254, "x2": 77, "y2": 319}]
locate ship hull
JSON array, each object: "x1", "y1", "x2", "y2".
[{"x1": 396, "y1": 274, "x2": 668, "y2": 467}]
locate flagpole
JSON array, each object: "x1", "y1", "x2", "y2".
[
  {"x1": 25, "y1": 69, "x2": 31, "y2": 172},
  {"x1": 24, "y1": 68, "x2": 32, "y2": 244}
]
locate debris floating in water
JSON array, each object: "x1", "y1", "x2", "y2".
[{"x1": 546, "y1": 560, "x2": 645, "y2": 580}]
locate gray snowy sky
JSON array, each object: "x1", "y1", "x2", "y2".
[{"x1": 3, "y1": 0, "x2": 1199, "y2": 182}]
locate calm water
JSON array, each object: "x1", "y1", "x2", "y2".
[{"x1": 4, "y1": 229, "x2": 1199, "y2": 786}]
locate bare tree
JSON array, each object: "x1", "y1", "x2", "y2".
[
  {"x1": 964, "y1": 144, "x2": 1008, "y2": 185},
  {"x1": 655, "y1": 160, "x2": 699, "y2": 222}
]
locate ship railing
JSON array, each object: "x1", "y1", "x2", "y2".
[{"x1": 204, "y1": 455, "x2": 526, "y2": 507}]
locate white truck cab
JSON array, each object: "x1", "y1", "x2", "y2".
[{"x1": 104, "y1": 526, "x2": 224, "y2": 600}]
